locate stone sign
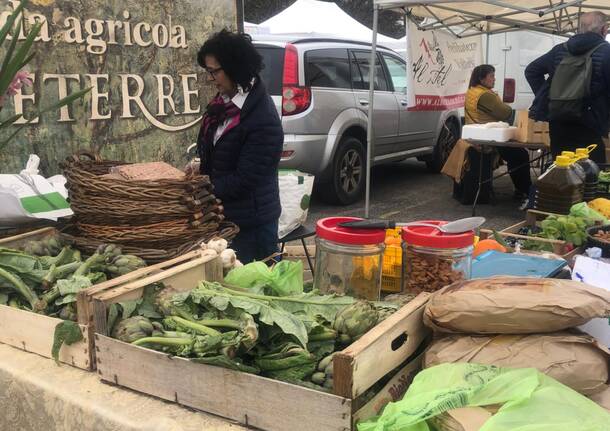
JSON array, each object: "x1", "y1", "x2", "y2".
[{"x1": 0, "y1": 0, "x2": 237, "y2": 174}]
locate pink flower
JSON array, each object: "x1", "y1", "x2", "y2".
[{"x1": 6, "y1": 70, "x2": 33, "y2": 96}]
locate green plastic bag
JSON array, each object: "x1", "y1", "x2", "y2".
[
  {"x1": 225, "y1": 260, "x2": 303, "y2": 296},
  {"x1": 357, "y1": 363, "x2": 610, "y2": 431}
]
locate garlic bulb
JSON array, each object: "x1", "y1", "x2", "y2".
[
  {"x1": 207, "y1": 238, "x2": 228, "y2": 254},
  {"x1": 220, "y1": 249, "x2": 237, "y2": 269},
  {"x1": 200, "y1": 249, "x2": 218, "y2": 259}
]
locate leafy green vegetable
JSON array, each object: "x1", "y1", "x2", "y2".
[
  {"x1": 120, "y1": 301, "x2": 138, "y2": 320},
  {"x1": 255, "y1": 342, "x2": 317, "y2": 382},
  {"x1": 106, "y1": 303, "x2": 120, "y2": 335},
  {"x1": 0, "y1": 266, "x2": 38, "y2": 308},
  {"x1": 191, "y1": 282, "x2": 309, "y2": 347},
  {"x1": 0, "y1": 292, "x2": 8, "y2": 305},
  {"x1": 55, "y1": 294, "x2": 77, "y2": 306},
  {"x1": 52, "y1": 320, "x2": 83, "y2": 363},
  {"x1": 56, "y1": 275, "x2": 92, "y2": 296},
  {"x1": 0, "y1": 248, "x2": 40, "y2": 272}
]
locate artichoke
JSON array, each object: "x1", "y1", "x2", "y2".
[
  {"x1": 106, "y1": 254, "x2": 146, "y2": 276},
  {"x1": 333, "y1": 300, "x2": 379, "y2": 344},
  {"x1": 112, "y1": 316, "x2": 154, "y2": 343}
]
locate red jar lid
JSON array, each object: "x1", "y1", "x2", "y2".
[
  {"x1": 316, "y1": 217, "x2": 386, "y2": 245},
  {"x1": 401, "y1": 220, "x2": 474, "y2": 249}
]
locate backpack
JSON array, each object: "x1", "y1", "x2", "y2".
[{"x1": 548, "y1": 42, "x2": 605, "y2": 121}]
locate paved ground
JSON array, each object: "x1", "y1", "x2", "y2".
[{"x1": 305, "y1": 159, "x2": 525, "y2": 232}]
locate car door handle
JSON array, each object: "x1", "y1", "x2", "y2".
[
  {"x1": 358, "y1": 99, "x2": 369, "y2": 106},
  {"x1": 400, "y1": 99, "x2": 409, "y2": 106}
]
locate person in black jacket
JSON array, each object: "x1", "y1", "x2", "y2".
[
  {"x1": 194, "y1": 30, "x2": 284, "y2": 263},
  {"x1": 525, "y1": 11, "x2": 610, "y2": 163}
]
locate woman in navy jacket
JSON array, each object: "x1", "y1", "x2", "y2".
[{"x1": 195, "y1": 30, "x2": 283, "y2": 263}]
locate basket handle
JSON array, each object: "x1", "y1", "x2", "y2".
[{"x1": 71, "y1": 151, "x2": 103, "y2": 163}]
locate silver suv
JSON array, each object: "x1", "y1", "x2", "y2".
[{"x1": 254, "y1": 38, "x2": 461, "y2": 205}]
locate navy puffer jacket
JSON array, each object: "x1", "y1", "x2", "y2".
[
  {"x1": 197, "y1": 79, "x2": 283, "y2": 229},
  {"x1": 525, "y1": 32, "x2": 610, "y2": 136}
]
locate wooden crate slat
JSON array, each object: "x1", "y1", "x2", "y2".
[
  {"x1": 76, "y1": 249, "x2": 206, "y2": 326},
  {"x1": 0, "y1": 227, "x2": 55, "y2": 248},
  {"x1": 332, "y1": 293, "x2": 430, "y2": 399},
  {"x1": 351, "y1": 351, "x2": 424, "y2": 425},
  {"x1": 92, "y1": 254, "x2": 222, "y2": 336},
  {"x1": 95, "y1": 335, "x2": 352, "y2": 431},
  {"x1": 0, "y1": 304, "x2": 90, "y2": 369}
]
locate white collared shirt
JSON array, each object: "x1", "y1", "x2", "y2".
[{"x1": 213, "y1": 85, "x2": 250, "y2": 145}]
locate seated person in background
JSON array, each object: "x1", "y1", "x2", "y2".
[{"x1": 465, "y1": 65, "x2": 532, "y2": 202}]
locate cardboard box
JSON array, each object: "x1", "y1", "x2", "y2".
[{"x1": 515, "y1": 110, "x2": 550, "y2": 145}]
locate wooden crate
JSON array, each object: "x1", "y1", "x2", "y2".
[
  {"x1": 0, "y1": 227, "x2": 217, "y2": 370},
  {"x1": 480, "y1": 210, "x2": 581, "y2": 260},
  {"x1": 92, "y1": 260, "x2": 431, "y2": 430},
  {"x1": 515, "y1": 110, "x2": 550, "y2": 146}
]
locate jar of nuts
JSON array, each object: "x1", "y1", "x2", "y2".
[{"x1": 401, "y1": 221, "x2": 474, "y2": 294}]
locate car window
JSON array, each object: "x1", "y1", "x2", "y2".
[
  {"x1": 350, "y1": 51, "x2": 389, "y2": 92},
  {"x1": 255, "y1": 46, "x2": 284, "y2": 96},
  {"x1": 382, "y1": 54, "x2": 407, "y2": 94},
  {"x1": 304, "y1": 49, "x2": 351, "y2": 89}
]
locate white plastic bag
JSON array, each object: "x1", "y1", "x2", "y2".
[
  {"x1": 278, "y1": 170, "x2": 314, "y2": 239},
  {"x1": 0, "y1": 155, "x2": 72, "y2": 226}
]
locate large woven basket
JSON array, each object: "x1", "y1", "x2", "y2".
[
  {"x1": 61, "y1": 152, "x2": 239, "y2": 261},
  {"x1": 59, "y1": 222, "x2": 239, "y2": 264},
  {"x1": 62, "y1": 152, "x2": 214, "y2": 201}
]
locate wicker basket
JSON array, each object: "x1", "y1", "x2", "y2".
[
  {"x1": 59, "y1": 222, "x2": 239, "y2": 264},
  {"x1": 61, "y1": 152, "x2": 239, "y2": 261}
]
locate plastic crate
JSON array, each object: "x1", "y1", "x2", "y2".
[{"x1": 382, "y1": 229, "x2": 403, "y2": 293}]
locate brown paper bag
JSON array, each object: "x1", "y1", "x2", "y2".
[
  {"x1": 424, "y1": 332, "x2": 610, "y2": 395},
  {"x1": 589, "y1": 386, "x2": 610, "y2": 412},
  {"x1": 428, "y1": 407, "x2": 493, "y2": 431},
  {"x1": 424, "y1": 277, "x2": 610, "y2": 334}
]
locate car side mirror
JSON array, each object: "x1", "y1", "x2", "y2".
[{"x1": 503, "y1": 78, "x2": 516, "y2": 104}]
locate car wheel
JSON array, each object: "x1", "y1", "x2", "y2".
[
  {"x1": 317, "y1": 137, "x2": 366, "y2": 205},
  {"x1": 426, "y1": 119, "x2": 459, "y2": 173}
]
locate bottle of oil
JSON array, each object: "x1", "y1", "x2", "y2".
[
  {"x1": 535, "y1": 155, "x2": 584, "y2": 214},
  {"x1": 561, "y1": 151, "x2": 585, "y2": 181},
  {"x1": 575, "y1": 148, "x2": 600, "y2": 202}
]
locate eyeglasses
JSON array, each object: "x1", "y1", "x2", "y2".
[{"x1": 205, "y1": 66, "x2": 223, "y2": 80}]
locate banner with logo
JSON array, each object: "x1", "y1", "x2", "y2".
[
  {"x1": 0, "y1": 0, "x2": 236, "y2": 175},
  {"x1": 406, "y1": 20, "x2": 482, "y2": 111}
]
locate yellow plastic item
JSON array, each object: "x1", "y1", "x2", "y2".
[
  {"x1": 554, "y1": 155, "x2": 570, "y2": 167},
  {"x1": 474, "y1": 235, "x2": 480, "y2": 246},
  {"x1": 382, "y1": 228, "x2": 402, "y2": 293},
  {"x1": 588, "y1": 198, "x2": 610, "y2": 218}
]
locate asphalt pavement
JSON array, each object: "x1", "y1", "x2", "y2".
[{"x1": 306, "y1": 159, "x2": 525, "y2": 232}]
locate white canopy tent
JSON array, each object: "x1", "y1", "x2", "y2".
[
  {"x1": 363, "y1": 0, "x2": 610, "y2": 217},
  {"x1": 258, "y1": 0, "x2": 405, "y2": 51}
]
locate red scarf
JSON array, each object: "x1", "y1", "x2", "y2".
[{"x1": 201, "y1": 93, "x2": 241, "y2": 144}]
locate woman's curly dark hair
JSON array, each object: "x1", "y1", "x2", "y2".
[{"x1": 197, "y1": 29, "x2": 263, "y2": 92}]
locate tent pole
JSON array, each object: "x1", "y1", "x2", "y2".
[{"x1": 365, "y1": 5, "x2": 379, "y2": 219}]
